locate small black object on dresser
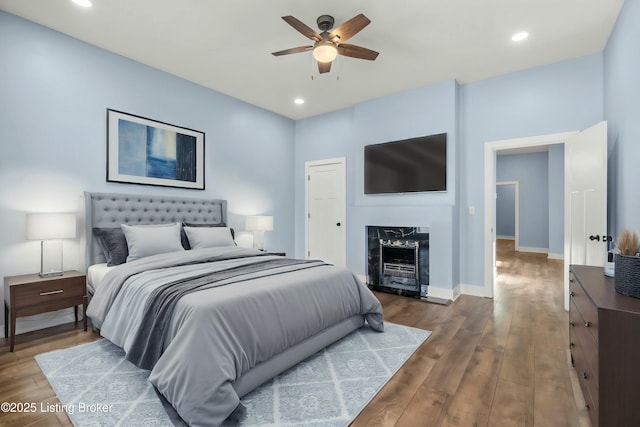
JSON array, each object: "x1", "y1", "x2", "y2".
[{"x1": 569, "y1": 265, "x2": 640, "y2": 427}]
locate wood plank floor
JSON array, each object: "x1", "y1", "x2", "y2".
[{"x1": 0, "y1": 240, "x2": 590, "y2": 426}]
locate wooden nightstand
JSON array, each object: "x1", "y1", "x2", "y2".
[{"x1": 4, "y1": 270, "x2": 87, "y2": 352}]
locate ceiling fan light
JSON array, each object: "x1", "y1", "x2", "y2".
[{"x1": 313, "y1": 44, "x2": 338, "y2": 63}]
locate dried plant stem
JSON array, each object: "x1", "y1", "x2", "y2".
[{"x1": 618, "y1": 229, "x2": 639, "y2": 256}]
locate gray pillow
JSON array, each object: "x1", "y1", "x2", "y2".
[
  {"x1": 181, "y1": 222, "x2": 234, "y2": 249},
  {"x1": 93, "y1": 227, "x2": 128, "y2": 266},
  {"x1": 121, "y1": 223, "x2": 185, "y2": 262},
  {"x1": 184, "y1": 226, "x2": 236, "y2": 249}
]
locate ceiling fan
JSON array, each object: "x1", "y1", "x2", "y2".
[{"x1": 272, "y1": 14, "x2": 379, "y2": 74}]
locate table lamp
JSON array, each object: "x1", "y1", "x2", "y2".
[
  {"x1": 245, "y1": 215, "x2": 273, "y2": 251},
  {"x1": 26, "y1": 213, "x2": 77, "y2": 277}
]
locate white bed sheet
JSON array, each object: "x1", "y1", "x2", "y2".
[{"x1": 87, "y1": 263, "x2": 115, "y2": 294}]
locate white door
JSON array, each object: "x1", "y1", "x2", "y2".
[
  {"x1": 305, "y1": 158, "x2": 346, "y2": 266},
  {"x1": 566, "y1": 121, "x2": 608, "y2": 266}
]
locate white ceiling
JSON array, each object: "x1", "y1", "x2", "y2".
[{"x1": 0, "y1": 0, "x2": 624, "y2": 120}]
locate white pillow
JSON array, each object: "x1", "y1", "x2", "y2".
[
  {"x1": 184, "y1": 226, "x2": 235, "y2": 249},
  {"x1": 121, "y1": 223, "x2": 184, "y2": 262}
]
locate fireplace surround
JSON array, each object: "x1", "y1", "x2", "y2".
[{"x1": 366, "y1": 226, "x2": 429, "y2": 299}]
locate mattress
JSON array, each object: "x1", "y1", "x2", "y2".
[{"x1": 86, "y1": 263, "x2": 114, "y2": 295}]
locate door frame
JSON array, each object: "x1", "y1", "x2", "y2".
[
  {"x1": 304, "y1": 157, "x2": 347, "y2": 264},
  {"x1": 495, "y1": 181, "x2": 520, "y2": 249},
  {"x1": 484, "y1": 131, "x2": 576, "y2": 302}
]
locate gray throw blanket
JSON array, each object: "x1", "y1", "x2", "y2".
[{"x1": 126, "y1": 258, "x2": 324, "y2": 370}]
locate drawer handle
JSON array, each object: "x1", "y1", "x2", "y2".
[
  {"x1": 583, "y1": 372, "x2": 588, "y2": 379},
  {"x1": 39, "y1": 289, "x2": 64, "y2": 296},
  {"x1": 584, "y1": 321, "x2": 592, "y2": 327},
  {"x1": 570, "y1": 291, "x2": 575, "y2": 297}
]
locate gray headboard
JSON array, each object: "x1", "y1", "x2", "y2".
[{"x1": 81, "y1": 192, "x2": 227, "y2": 269}]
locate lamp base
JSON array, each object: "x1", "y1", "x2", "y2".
[
  {"x1": 252, "y1": 231, "x2": 265, "y2": 251},
  {"x1": 39, "y1": 270, "x2": 64, "y2": 278},
  {"x1": 40, "y1": 240, "x2": 64, "y2": 279}
]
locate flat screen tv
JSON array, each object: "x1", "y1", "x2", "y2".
[{"x1": 364, "y1": 133, "x2": 447, "y2": 194}]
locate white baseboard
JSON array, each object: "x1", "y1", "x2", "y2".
[
  {"x1": 497, "y1": 235, "x2": 515, "y2": 240},
  {"x1": 458, "y1": 283, "x2": 493, "y2": 298},
  {"x1": 358, "y1": 273, "x2": 493, "y2": 302},
  {"x1": 516, "y1": 246, "x2": 548, "y2": 254},
  {"x1": 427, "y1": 286, "x2": 456, "y2": 301},
  {"x1": 547, "y1": 252, "x2": 564, "y2": 260}
]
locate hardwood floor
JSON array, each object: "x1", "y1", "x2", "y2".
[{"x1": 0, "y1": 240, "x2": 590, "y2": 426}]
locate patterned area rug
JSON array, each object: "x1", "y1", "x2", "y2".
[{"x1": 36, "y1": 323, "x2": 430, "y2": 426}]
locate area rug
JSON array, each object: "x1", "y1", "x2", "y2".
[{"x1": 35, "y1": 323, "x2": 430, "y2": 426}]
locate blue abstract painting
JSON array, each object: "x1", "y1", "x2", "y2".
[
  {"x1": 107, "y1": 109, "x2": 204, "y2": 189},
  {"x1": 117, "y1": 119, "x2": 197, "y2": 182}
]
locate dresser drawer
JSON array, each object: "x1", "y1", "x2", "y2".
[
  {"x1": 571, "y1": 326, "x2": 599, "y2": 424},
  {"x1": 570, "y1": 274, "x2": 599, "y2": 342},
  {"x1": 570, "y1": 299, "x2": 599, "y2": 383},
  {"x1": 11, "y1": 276, "x2": 85, "y2": 308}
]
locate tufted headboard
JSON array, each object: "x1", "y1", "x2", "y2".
[{"x1": 81, "y1": 192, "x2": 227, "y2": 269}]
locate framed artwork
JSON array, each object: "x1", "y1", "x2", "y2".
[{"x1": 107, "y1": 109, "x2": 205, "y2": 190}]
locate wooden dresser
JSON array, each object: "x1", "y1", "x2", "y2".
[{"x1": 570, "y1": 265, "x2": 640, "y2": 427}]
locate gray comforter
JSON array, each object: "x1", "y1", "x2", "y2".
[{"x1": 86, "y1": 247, "x2": 383, "y2": 427}]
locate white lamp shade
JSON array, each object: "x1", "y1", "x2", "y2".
[
  {"x1": 26, "y1": 213, "x2": 77, "y2": 240},
  {"x1": 245, "y1": 215, "x2": 273, "y2": 232}
]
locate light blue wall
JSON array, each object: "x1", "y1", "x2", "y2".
[
  {"x1": 0, "y1": 12, "x2": 295, "y2": 284},
  {"x1": 3, "y1": 3, "x2": 626, "y2": 297},
  {"x1": 459, "y1": 54, "x2": 603, "y2": 285},
  {"x1": 497, "y1": 153, "x2": 549, "y2": 250},
  {"x1": 604, "y1": 0, "x2": 640, "y2": 241},
  {"x1": 295, "y1": 81, "x2": 459, "y2": 292},
  {"x1": 548, "y1": 144, "x2": 565, "y2": 256},
  {"x1": 496, "y1": 184, "x2": 516, "y2": 237}
]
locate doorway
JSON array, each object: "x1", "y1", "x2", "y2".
[
  {"x1": 496, "y1": 181, "x2": 519, "y2": 249},
  {"x1": 484, "y1": 123, "x2": 608, "y2": 310},
  {"x1": 483, "y1": 131, "x2": 575, "y2": 301},
  {"x1": 304, "y1": 157, "x2": 346, "y2": 267}
]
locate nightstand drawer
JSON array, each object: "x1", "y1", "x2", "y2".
[
  {"x1": 12, "y1": 276, "x2": 85, "y2": 308},
  {"x1": 4, "y1": 270, "x2": 88, "y2": 352}
]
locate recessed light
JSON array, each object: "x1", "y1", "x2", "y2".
[
  {"x1": 294, "y1": 98, "x2": 305, "y2": 105},
  {"x1": 72, "y1": 0, "x2": 92, "y2": 7},
  {"x1": 511, "y1": 31, "x2": 529, "y2": 42}
]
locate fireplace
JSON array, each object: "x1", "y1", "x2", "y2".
[{"x1": 366, "y1": 226, "x2": 429, "y2": 299}]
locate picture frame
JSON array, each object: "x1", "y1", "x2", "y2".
[{"x1": 107, "y1": 109, "x2": 205, "y2": 190}]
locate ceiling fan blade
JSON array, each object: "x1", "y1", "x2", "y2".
[
  {"x1": 329, "y1": 14, "x2": 371, "y2": 43},
  {"x1": 318, "y1": 61, "x2": 332, "y2": 74},
  {"x1": 337, "y1": 44, "x2": 379, "y2": 60},
  {"x1": 271, "y1": 46, "x2": 313, "y2": 56},
  {"x1": 282, "y1": 16, "x2": 322, "y2": 42}
]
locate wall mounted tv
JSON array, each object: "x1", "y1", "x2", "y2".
[{"x1": 364, "y1": 133, "x2": 447, "y2": 194}]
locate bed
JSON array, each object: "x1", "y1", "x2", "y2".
[{"x1": 81, "y1": 192, "x2": 383, "y2": 427}]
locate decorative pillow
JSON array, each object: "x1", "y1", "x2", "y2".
[
  {"x1": 181, "y1": 222, "x2": 234, "y2": 249},
  {"x1": 121, "y1": 223, "x2": 185, "y2": 262},
  {"x1": 184, "y1": 226, "x2": 236, "y2": 249},
  {"x1": 93, "y1": 227, "x2": 128, "y2": 266}
]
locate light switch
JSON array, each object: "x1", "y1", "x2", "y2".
[{"x1": 469, "y1": 206, "x2": 476, "y2": 215}]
